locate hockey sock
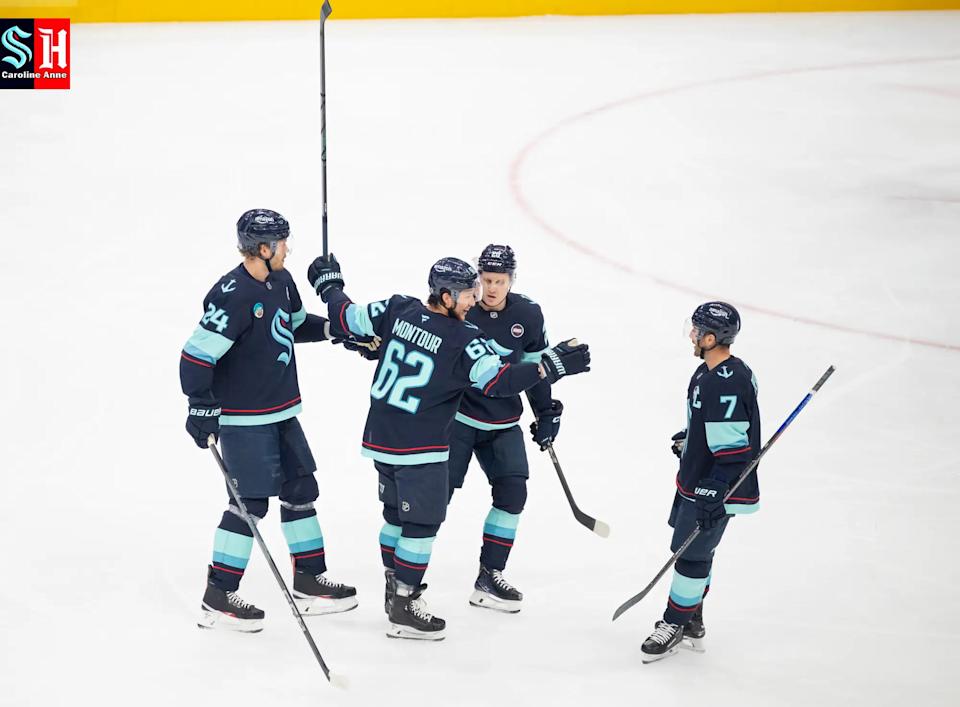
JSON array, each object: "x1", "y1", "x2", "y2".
[
  {"x1": 379, "y1": 523, "x2": 401, "y2": 569},
  {"x1": 480, "y1": 507, "x2": 520, "y2": 571},
  {"x1": 394, "y1": 533, "x2": 436, "y2": 587},
  {"x1": 281, "y1": 503, "x2": 326, "y2": 574},
  {"x1": 664, "y1": 569, "x2": 709, "y2": 625},
  {"x1": 210, "y1": 507, "x2": 256, "y2": 592}
]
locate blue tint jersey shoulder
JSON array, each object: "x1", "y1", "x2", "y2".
[
  {"x1": 327, "y1": 291, "x2": 543, "y2": 465},
  {"x1": 180, "y1": 264, "x2": 311, "y2": 426},
  {"x1": 456, "y1": 293, "x2": 551, "y2": 430},
  {"x1": 676, "y1": 356, "x2": 761, "y2": 514}
]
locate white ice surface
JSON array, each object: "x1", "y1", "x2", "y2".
[{"x1": 2, "y1": 12, "x2": 959, "y2": 706}]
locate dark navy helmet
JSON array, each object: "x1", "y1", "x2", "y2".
[
  {"x1": 691, "y1": 301, "x2": 741, "y2": 346},
  {"x1": 477, "y1": 244, "x2": 516, "y2": 274},
  {"x1": 428, "y1": 257, "x2": 479, "y2": 300},
  {"x1": 237, "y1": 209, "x2": 289, "y2": 255}
]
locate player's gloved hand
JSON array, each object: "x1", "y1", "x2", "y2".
[
  {"x1": 186, "y1": 402, "x2": 221, "y2": 449},
  {"x1": 308, "y1": 253, "x2": 344, "y2": 302},
  {"x1": 530, "y1": 399, "x2": 563, "y2": 450},
  {"x1": 540, "y1": 339, "x2": 590, "y2": 384},
  {"x1": 693, "y1": 478, "x2": 729, "y2": 530},
  {"x1": 341, "y1": 334, "x2": 382, "y2": 361},
  {"x1": 671, "y1": 430, "x2": 687, "y2": 459}
]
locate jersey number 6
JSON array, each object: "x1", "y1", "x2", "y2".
[{"x1": 370, "y1": 340, "x2": 435, "y2": 414}]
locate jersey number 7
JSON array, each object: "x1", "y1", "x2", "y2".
[{"x1": 370, "y1": 340, "x2": 435, "y2": 414}]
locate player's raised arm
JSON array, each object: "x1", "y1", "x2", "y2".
[
  {"x1": 307, "y1": 253, "x2": 382, "y2": 358},
  {"x1": 467, "y1": 336, "x2": 591, "y2": 398}
]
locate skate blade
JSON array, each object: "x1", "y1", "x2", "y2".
[
  {"x1": 293, "y1": 593, "x2": 359, "y2": 616},
  {"x1": 386, "y1": 623, "x2": 446, "y2": 641},
  {"x1": 641, "y1": 646, "x2": 680, "y2": 664},
  {"x1": 681, "y1": 636, "x2": 706, "y2": 653},
  {"x1": 469, "y1": 589, "x2": 521, "y2": 614},
  {"x1": 197, "y1": 606, "x2": 263, "y2": 633}
]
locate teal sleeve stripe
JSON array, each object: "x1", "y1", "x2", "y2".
[
  {"x1": 379, "y1": 523, "x2": 402, "y2": 547},
  {"x1": 725, "y1": 502, "x2": 760, "y2": 515},
  {"x1": 455, "y1": 412, "x2": 519, "y2": 431},
  {"x1": 470, "y1": 354, "x2": 503, "y2": 389},
  {"x1": 705, "y1": 421, "x2": 750, "y2": 453},
  {"x1": 485, "y1": 507, "x2": 520, "y2": 530},
  {"x1": 281, "y1": 517, "x2": 324, "y2": 546},
  {"x1": 212, "y1": 551, "x2": 250, "y2": 569},
  {"x1": 291, "y1": 306, "x2": 307, "y2": 331},
  {"x1": 668, "y1": 569, "x2": 708, "y2": 606},
  {"x1": 220, "y1": 405, "x2": 302, "y2": 426},
  {"x1": 521, "y1": 349, "x2": 547, "y2": 364},
  {"x1": 346, "y1": 303, "x2": 375, "y2": 336},
  {"x1": 361, "y1": 447, "x2": 449, "y2": 465},
  {"x1": 184, "y1": 326, "x2": 234, "y2": 364}
]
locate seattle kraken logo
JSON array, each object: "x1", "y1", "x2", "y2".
[
  {"x1": 271, "y1": 309, "x2": 294, "y2": 366},
  {"x1": 1, "y1": 26, "x2": 32, "y2": 69}
]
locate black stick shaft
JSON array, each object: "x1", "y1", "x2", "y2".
[
  {"x1": 611, "y1": 365, "x2": 835, "y2": 621},
  {"x1": 319, "y1": 1, "x2": 332, "y2": 257},
  {"x1": 209, "y1": 441, "x2": 333, "y2": 681}
]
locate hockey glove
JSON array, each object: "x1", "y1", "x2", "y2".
[
  {"x1": 341, "y1": 334, "x2": 382, "y2": 361},
  {"x1": 540, "y1": 339, "x2": 590, "y2": 384},
  {"x1": 530, "y1": 399, "x2": 563, "y2": 450},
  {"x1": 308, "y1": 253, "x2": 345, "y2": 302},
  {"x1": 186, "y1": 402, "x2": 221, "y2": 449},
  {"x1": 671, "y1": 430, "x2": 687, "y2": 459},
  {"x1": 693, "y1": 478, "x2": 729, "y2": 530}
]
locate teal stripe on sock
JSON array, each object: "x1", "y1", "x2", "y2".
[
  {"x1": 396, "y1": 535, "x2": 435, "y2": 566},
  {"x1": 287, "y1": 539, "x2": 324, "y2": 554},
  {"x1": 379, "y1": 523, "x2": 402, "y2": 547},
  {"x1": 486, "y1": 508, "x2": 520, "y2": 529},
  {"x1": 213, "y1": 529, "x2": 253, "y2": 569},
  {"x1": 282, "y1": 517, "x2": 324, "y2": 548},
  {"x1": 483, "y1": 523, "x2": 517, "y2": 539},
  {"x1": 668, "y1": 569, "x2": 708, "y2": 607}
]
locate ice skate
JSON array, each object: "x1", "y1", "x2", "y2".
[
  {"x1": 641, "y1": 621, "x2": 684, "y2": 663},
  {"x1": 198, "y1": 583, "x2": 264, "y2": 633},
  {"x1": 682, "y1": 607, "x2": 706, "y2": 653},
  {"x1": 387, "y1": 582, "x2": 446, "y2": 641},
  {"x1": 292, "y1": 571, "x2": 358, "y2": 615},
  {"x1": 469, "y1": 565, "x2": 522, "y2": 614}
]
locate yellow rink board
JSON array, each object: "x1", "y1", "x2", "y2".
[{"x1": 1, "y1": 0, "x2": 958, "y2": 22}]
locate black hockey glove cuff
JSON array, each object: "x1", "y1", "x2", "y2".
[
  {"x1": 308, "y1": 253, "x2": 345, "y2": 302},
  {"x1": 540, "y1": 339, "x2": 590, "y2": 384},
  {"x1": 693, "y1": 478, "x2": 729, "y2": 530},
  {"x1": 186, "y1": 401, "x2": 221, "y2": 449},
  {"x1": 671, "y1": 430, "x2": 687, "y2": 459},
  {"x1": 530, "y1": 399, "x2": 563, "y2": 451}
]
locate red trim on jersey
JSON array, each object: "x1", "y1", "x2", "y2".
[
  {"x1": 483, "y1": 363, "x2": 511, "y2": 395},
  {"x1": 713, "y1": 446, "x2": 752, "y2": 457},
  {"x1": 459, "y1": 412, "x2": 522, "y2": 425},
  {"x1": 363, "y1": 442, "x2": 449, "y2": 453},
  {"x1": 181, "y1": 352, "x2": 213, "y2": 368},
  {"x1": 339, "y1": 301, "x2": 350, "y2": 335},
  {"x1": 222, "y1": 396, "x2": 301, "y2": 414}
]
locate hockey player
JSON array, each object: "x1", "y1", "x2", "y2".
[
  {"x1": 641, "y1": 301, "x2": 760, "y2": 662},
  {"x1": 447, "y1": 244, "x2": 560, "y2": 613},
  {"x1": 180, "y1": 209, "x2": 358, "y2": 633},
  {"x1": 307, "y1": 253, "x2": 591, "y2": 640}
]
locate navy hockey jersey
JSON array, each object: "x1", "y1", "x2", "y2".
[
  {"x1": 180, "y1": 264, "x2": 329, "y2": 426},
  {"x1": 676, "y1": 356, "x2": 761, "y2": 514},
  {"x1": 326, "y1": 290, "x2": 546, "y2": 465},
  {"x1": 456, "y1": 293, "x2": 553, "y2": 429}
]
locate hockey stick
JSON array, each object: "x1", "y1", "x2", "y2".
[
  {"x1": 525, "y1": 390, "x2": 610, "y2": 537},
  {"x1": 208, "y1": 437, "x2": 346, "y2": 688},
  {"x1": 611, "y1": 365, "x2": 835, "y2": 621},
  {"x1": 319, "y1": 0, "x2": 332, "y2": 257}
]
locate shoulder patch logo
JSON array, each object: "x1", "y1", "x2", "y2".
[
  {"x1": 253, "y1": 302, "x2": 264, "y2": 319},
  {"x1": 221, "y1": 279, "x2": 236, "y2": 294},
  {"x1": 511, "y1": 323, "x2": 524, "y2": 338},
  {"x1": 718, "y1": 366, "x2": 733, "y2": 379}
]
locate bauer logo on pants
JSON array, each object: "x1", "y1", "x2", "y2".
[{"x1": 0, "y1": 19, "x2": 70, "y2": 89}]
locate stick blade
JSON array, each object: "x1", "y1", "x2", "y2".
[
  {"x1": 592, "y1": 519, "x2": 611, "y2": 538},
  {"x1": 328, "y1": 672, "x2": 349, "y2": 689}
]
